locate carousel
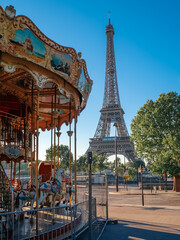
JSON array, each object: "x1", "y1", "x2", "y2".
[{"x1": 0, "y1": 5, "x2": 92, "y2": 215}]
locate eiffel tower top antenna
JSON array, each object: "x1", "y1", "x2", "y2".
[{"x1": 108, "y1": 11, "x2": 111, "y2": 24}]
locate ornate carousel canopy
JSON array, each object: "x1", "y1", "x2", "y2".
[
  {"x1": 0, "y1": 5, "x2": 93, "y2": 162},
  {"x1": 0, "y1": 5, "x2": 92, "y2": 128}
]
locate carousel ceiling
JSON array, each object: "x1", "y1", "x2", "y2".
[{"x1": 0, "y1": 5, "x2": 93, "y2": 130}]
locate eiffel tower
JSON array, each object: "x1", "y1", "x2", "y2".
[{"x1": 88, "y1": 15, "x2": 135, "y2": 161}]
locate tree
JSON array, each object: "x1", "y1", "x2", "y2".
[
  {"x1": 109, "y1": 158, "x2": 124, "y2": 176},
  {"x1": 45, "y1": 144, "x2": 73, "y2": 170},
  {"x1": 131, "y1": 91, "x2": 180, "y2": 176},
  {"x1": 95, "y1": 153, "x2": 108, "y2": 173},
  {"x1": 77, "y1": 155, "x2": 88, "y2": 173},
  {"x1": 126, "y1": 159, "x2": 145, "y2": 181},
  {"x1": 147, "y1": 155, "x2": 180, "y2": 177},
  {"x1": 77, "y1": 152, "x2": 109, "y2": 173}
]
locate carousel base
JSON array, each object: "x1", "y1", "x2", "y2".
[
  {"x1": 0, "y1": 208, "x2": 82, "y2": 240},
  {"x1": 25, "y1": 215, "x2": 81, "y2": 240}
]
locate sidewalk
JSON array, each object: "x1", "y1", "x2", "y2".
[
  {"x1": 100, "y1": 217, "x2": 180, "y2": 240},
  {"x1": 100, "y1": 186, "x2": 180, "y2": 240}
]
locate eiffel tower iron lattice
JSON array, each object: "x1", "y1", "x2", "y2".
[{"x1": 88, "y1": 16, "x2": 135, "y2": 161}]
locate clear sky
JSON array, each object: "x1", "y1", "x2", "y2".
[{"x1": 1, "y1": 0, "x2": 180, "y2": 160}]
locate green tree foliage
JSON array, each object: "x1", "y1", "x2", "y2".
[
  {"x1": 131, "y1": 91, "x2": 180, "y2": 176},
  {"x1": 147, "y1": 156, "x2": 180, "y2": 177},
  {"x1": 77, "y1": 152, "x2": 109, "y2": 173},
  {"x1": 77, "y1": 155, "x2": 88, "y2": 172},
  {"x1": 126, "y1": 159, "x2": 145, "y2": 181},
  {"x1": 45, "y1": 144, "x2": 73, "y2": 170},
  {"x1": 110, "y1": 158, "x2": 124, "y2": 176}
]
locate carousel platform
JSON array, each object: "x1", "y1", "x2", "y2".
[{"x1": 0, "y1": 205, "x2": 83, "y2": 240}]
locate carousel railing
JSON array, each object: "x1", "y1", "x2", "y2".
[{"x1": 0, "y1": 198, "x2": 96, "y2": 240}]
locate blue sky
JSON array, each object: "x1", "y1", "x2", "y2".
[{"x1": 1, "y1": 1, "x2": 180, "y2": 160}]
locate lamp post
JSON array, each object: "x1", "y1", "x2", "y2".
[{"x1": 113, "y1": 122, "x2": 118, "y2": 192}]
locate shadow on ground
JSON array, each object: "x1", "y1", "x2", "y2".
[
  {"x1": 100, "y1": 220, "x2": 180, "y2": 240},
  {"x1": 76, "y1": 220, "x2": 106, "y2": 240}
]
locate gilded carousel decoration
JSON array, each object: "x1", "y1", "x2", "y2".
[{"x1": 0, "y1": 4, "x2": 93, "y2": 216}]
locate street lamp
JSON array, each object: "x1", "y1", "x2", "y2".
[{"x1": 113, "y1": 122, "x2": 118, "y2": 192}]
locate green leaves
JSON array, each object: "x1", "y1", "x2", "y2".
[
  {"x1": 77, "y1": 152, "x2": 109, "y2": 173},
  {"x1": 131, "y1": 91, "x2": 180, "y2": 175},
  {"x1": 45, "y1": 144, "x2": 73, "y2": 170}
]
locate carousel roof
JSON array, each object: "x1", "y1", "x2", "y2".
[{"x1": 0, "y1": 5, "x2": 93, "y2": 130}]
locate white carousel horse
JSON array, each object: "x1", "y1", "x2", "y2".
[
  {"x1": 38, "y1": 168, "x2": 65, "y2": 207},
  {"x1": 14, "y1": 180, "x2": 36, "y2": 212},
  {"x1": 14, "y1": 169, "x2": 66, "y2": 212}
]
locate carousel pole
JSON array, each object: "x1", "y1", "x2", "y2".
[
  {"x1": 51, "y1": 96, "x2": 53, "y2": 178},
  {"x1": 13, "y1": 162, "x2": 16, "y2": 180},
  {"x1": 57, "y1": 132, "x2": 61, "y2": 168},
  {"x1": 11, "y1": 160, "x2": 13, "y2": 182},
  {"x1": 24, "y1": 103, "x2": 26, "y2": 162},
  {"x1": 67, "y1": 100, "x2": 73, "y2": 205},
  {"x1": 57, "y1": 131, "x2": 60, "y2": 169},
  {"x1": 67, "y1": 127, "x2": 73, "y2": 205},
  {"x1": 56, "y1": 118, "x2": 61, "y2": 169},
  {"x1": 34, "y1": 133, "x2": 36, "y2": 179},
  {"x1": 74, "y1": 115, "x2": 77, "y2": 203},
  {"x1": 35, "y1": 90, "x2": 40, "y2": 235},
  {"x1": 24, "y1": 102, "x2": 28, "y2": 163},
  {"x1": 30, "y1": 80, "x2": 34, "y2": 185},
  {"x1": 56, "y1": 95, "x2": 61, "y2": 169},
  {"x1": 54, "y1": 126, "x2": 56, "y2": 178},
  {"x1": 18, "y1": 161, "x2": 20, "y2": 185},
  {"x1": 7, "y1": 162, "x2": 9, "y2": 179},
  {"x1": 52, "y1": 87, "x2": 57, "y2": 224},
  {"x1": 53, "y1": 86, "x2": 56, "y2": 179},
  {"x1": 35, "y1": 90, "x2": 40, "y2": 203},
  {"x1": 67, "y1": 124, "x2": 73, "y2": 183}
]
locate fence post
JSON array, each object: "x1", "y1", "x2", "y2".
[
  {"x1": 36, "y1": 211, "x2": 38, "y2": 236},
  {"x1": 141, "y1": 165, "x2": 144, "y2": 206},
  {"x1": 71, "y1": 206, "x2": 74, "y2": 239},
  {"x1": 73, "y1": 205, "x2": 76, "y2": 238},
  {"x1": 12, "y1": 212, "x2": 15, "y2": 240},
  {"x1": 150, "y1": 175, "x2": 152, "y2": 194},
  {"x1": 105, "y1": 174, "x2": 108, "y2": 220}
]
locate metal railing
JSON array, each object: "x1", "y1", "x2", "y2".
[
  {"x1": 0, "y1": 198, "x2": 96, "y2": 240},
  {"x1": 76, "y1": 174, "x2": 108, "y2": 240}
]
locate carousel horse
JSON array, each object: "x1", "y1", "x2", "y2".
[
  {"x1": 14, "y1": 180, "x2": 36, "y2": 212},
  {"x1": 14, "y1": 169, "x2": 66, "y2": 212},
  {"x1": 38, "y1": 168, "x2": 65, "y2": 207}
]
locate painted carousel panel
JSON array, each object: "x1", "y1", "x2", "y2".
[{"x1": 11, "y1": 28, "x2": 46, "y2": 59}]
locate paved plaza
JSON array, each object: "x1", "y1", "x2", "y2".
[{"x1": 100, "y1": 185, "x2": 180, "y2": 240}]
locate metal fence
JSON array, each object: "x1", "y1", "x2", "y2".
[
  {"x1": 76, "y1": 174, "x2": 108, "y2": 240},
  {"x1": 0, "y1": 198, "x2": 96, "y2": 240}
]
